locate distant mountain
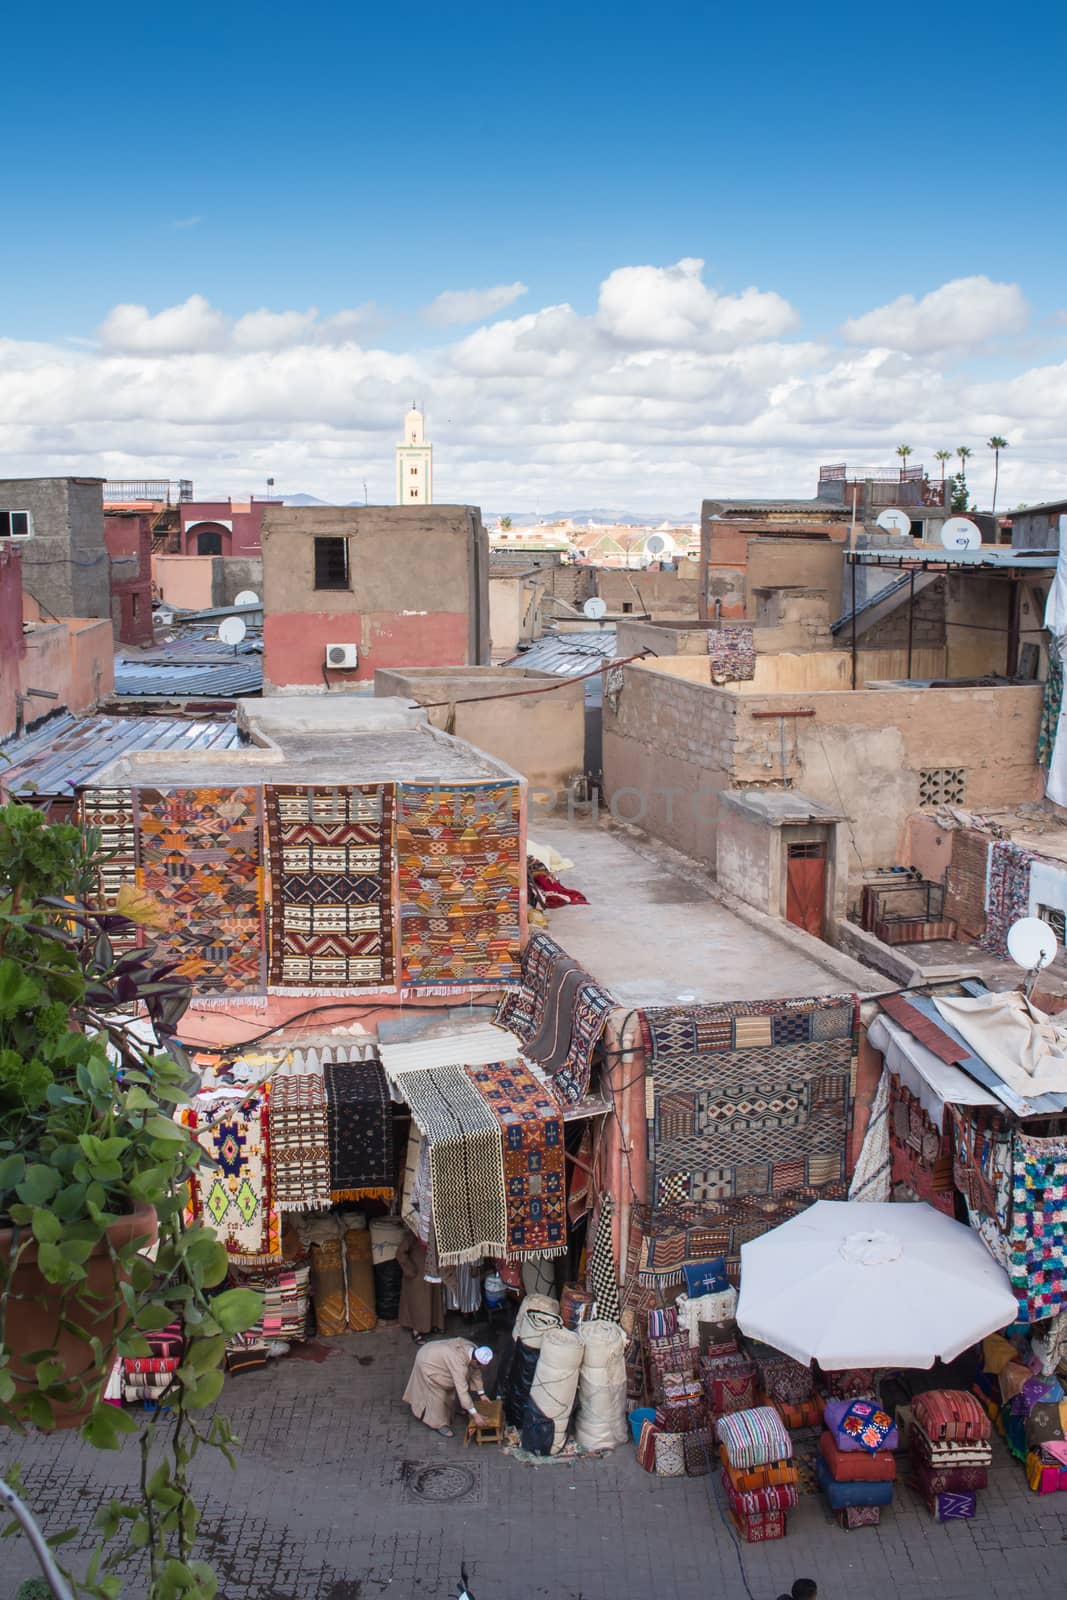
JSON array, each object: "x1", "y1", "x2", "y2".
[
  {"x1": 487, "y1": 509, "x2": 698, "y2": 526},
  {"x1": 282, "y1": 492, "x2": 327, "y2": 506}
]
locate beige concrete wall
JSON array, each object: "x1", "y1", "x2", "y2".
[
  {"x1": 603, "y1": 657, "x2": 1043, "y2": 876},
  {"x1": 153, "y1": 555, "x2": 219, "y2": 611},
  {"x1": 21, "y1": 616, "x2": 113, "y2": 716},
  {"x1": 489, "y1": 573, "x2": 542, "y2": 658},
  {"x1": 745, "y1": 538, "x2": 843, "y2": 620},
  {"x1": 614, "y1": 619, "x2": 715, "y2": 656},
  {"x1": 374, "y1": 667, "x2": 585, "y2": 795},
  {"x1": 903, "y1": 813, "x2": 955, "y2": 883},
  {"x1": 592, "y1": 564, "x2": 701, "y2": 619}
]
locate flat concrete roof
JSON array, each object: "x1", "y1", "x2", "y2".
[
  {"x1": 90, "y1": 696, "x2": 518, "y2": 788},
  {"x1": 528, "y1": 812, "x2": 876, "y2": 1007},
  {"x1": 720, "y1": 788, "x2": 847, "y2": 826}
]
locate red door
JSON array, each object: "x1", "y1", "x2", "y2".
[{"x1": 786, "y1": 842, "x2": 826, "y2": 938}]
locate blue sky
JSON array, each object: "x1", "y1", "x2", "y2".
[{"x1": 2, "y1": 0, "x2": 1065, "y2": 508}]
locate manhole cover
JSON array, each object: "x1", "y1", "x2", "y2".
[{"x1": 398, "y1": 1459, "x2": 485, "y2": 1505}]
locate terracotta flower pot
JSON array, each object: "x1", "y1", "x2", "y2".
[{"x1": 0, "y1": 1203, "x2": 159, "y2": 1429}]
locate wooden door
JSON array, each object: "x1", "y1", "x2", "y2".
[{"x1": 785, "y1": 841, "x2": 826, "y2": 938}]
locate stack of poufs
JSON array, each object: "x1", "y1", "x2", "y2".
[
  {"x1": 910, "y1": 1390, "x2": 992, "y2": 1521},
  {"x1": 816, "y1": 1398, "x2": 898, "y2": 1529},
  {"x1": 717, "y1": 1405, "x2": 798, "y2": 1543},
  {"x1": 701, "y1": 1350, "x2": 758, "y2": 1431}
]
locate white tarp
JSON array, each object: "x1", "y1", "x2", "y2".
[
  {"x1": 866, "y1": 1014, "x2": 999, "y2": 1130},
  {"x1": 737, "y1": 1199, "x2": 1017, "y2": 1369},
  {"x1": 933, "y1": 989, "x2": 1067, "y2": 1097}
]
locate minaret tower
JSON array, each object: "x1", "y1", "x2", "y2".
[{"x1": 396, "y1": 405, "x2": 433, "y2": 505}]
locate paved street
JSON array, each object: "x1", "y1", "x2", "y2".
[{"x1": 5, "y1": 1328, "x2": 1067, "y2": 1600}]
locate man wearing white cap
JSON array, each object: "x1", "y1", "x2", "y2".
[{"x1": 402, "y1": 1337, "x2": 494, "y2": 1438}]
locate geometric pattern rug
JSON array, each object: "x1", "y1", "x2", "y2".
[
  {"x1": 323, "y1": 1058, "x2": 395, "y2": 1204},
  {"x1": 265, "y1": 784, "x2": 395, "y2": 991},
  {"x1": 401, "y1": 1064, "x2": 509, "y2": 1266},
  {"x1": 134, "y1": 786, "x2": 266, "y2": 995},
  {"x1": 79, "y1": 785, "x2": 139, "y2": 950},
  {"x1": 396, "y1": 782, "x2": 522, "y2": 988},
  {"x1": 465, "y1": 1059, "x2": 565, "y2": 1258},
  {"x1": 1009, "y1": 1130, "x2": 1067, "y2": 1324},
  {"x1": 495, "y1": 932, "x2": 615, "y2": 1104},
  {"x1": 181, "y1": 1090, "x2": 281, "y2": 1261},
  {"x1": 644, "y1": 995, "x2": 857, "y2": 1210},
  {"x1": 269, "y1": 1054, "x2": 332, "y2": 1211}
]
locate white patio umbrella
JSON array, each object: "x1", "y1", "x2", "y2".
[{"x1": 737, "y1": 1200, "x2": 1017, "y2": 1370}]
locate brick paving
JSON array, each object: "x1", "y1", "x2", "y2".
[{"x1": 6, "y1": 1328, "x2": 1067, "y2": 1600}]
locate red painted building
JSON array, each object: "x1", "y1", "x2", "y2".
[
  {"x1": 104, "y1": 510, "x2": 154, "y2": 646},
  {"x1": 179, "y1": 499, "x2": 269, "y2": 559}
]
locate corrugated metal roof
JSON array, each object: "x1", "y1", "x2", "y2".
[
  {"x1": 112, "y1": 659, "x2": 263, "y2": 698},
  {"x1": 506, "y1": 630, "x2": 618, "y2": 677},
  {"x1": 0, "y1": 714, "x2": 240, "y2": 798}
]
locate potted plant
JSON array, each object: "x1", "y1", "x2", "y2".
[{"x1": 0, "y1": 804, "x2": 263, "y2": 1596}]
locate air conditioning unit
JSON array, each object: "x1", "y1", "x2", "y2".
[{"x1": 325, "y1": 643, "x2": 359, "y2": 670}]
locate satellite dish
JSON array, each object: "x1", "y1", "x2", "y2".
[
  {"x1": 646, "y1": 534, "x2": 666, "y2": 555},
  {"x1": 876, "y1": 508, "x2": 913, "y2": 536},
  {"x1": 941, "y1": 517, "x2": 982, "y2": 550},
  {"x1": 218, "y1": 616, "x2": 247, "y2": 647},
  {"x1": 1007, "y1": 916, "x2": 1058, "y2": 973},
  {"x1": 234, "y1": 590, "x2": 260, "y2": 607},
  {"x1": 583, "y1": 597, "x2": 607, "y2": 620}
]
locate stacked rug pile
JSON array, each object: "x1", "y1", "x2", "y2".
[
  {"x1": 816, "y1": 1399, "x2": 897, "y2": 1530},
  {"x1": 717, "y1": 1405, "x2": 798, "y2": 1543},
  {"x1": 701, "y1": 1351, "x2": 758, "y2": 1430},
  {"x1": 121, "y1": 1322, "x2": 183, "y2": 1406},
  {"x1": 229, "y1": 1258, "x2": 311, "y2": 1346},
  {"x1": 503, "y1": 1294, "x2": 563, "y2": 1426},
  {"x1": 910, "y1": 1390, "x2": 992, "y2": 1521}
]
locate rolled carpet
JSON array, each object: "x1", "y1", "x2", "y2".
[{"x1": 527, "y1": 1327, "x2": 583, "y2": 1455}]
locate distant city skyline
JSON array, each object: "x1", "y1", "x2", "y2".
[{"x1": 3, "y1": 0, "x2": 1064, "y2": 511}]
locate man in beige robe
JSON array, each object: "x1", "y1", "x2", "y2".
[{"x1": 403, "y1": 1338, "x2": 492, "y2": 1437}]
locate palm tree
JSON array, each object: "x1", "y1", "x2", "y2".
[
  {"x1": 956, "y1": 445, "x2": 972, "y2": 472},
  {"x1": 499, "y1": 515, "x2": 512, "y2": 531},
  {"x1": 934, "y1": 449, "x2": 952, "y2": 483},
  {"x1": 987, "y1": 436, "x2": 1008, "y2": 516},
  {"x1": 953, "y1": 445, "x2": 973, "y2": 513},
  {"x1": 896, "y1": 443, "x2": 913, "y2": 479}
]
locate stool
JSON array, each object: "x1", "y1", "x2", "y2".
[{"x1": 465, "y1": 1398, "x2": 504, "y2": 1446}]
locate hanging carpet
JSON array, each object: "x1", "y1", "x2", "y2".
[
  {"x1": 182, "y1": 1090, "x2": 281, "y2": 1261},
  {"x1": 1010, "y1": 1130, "x2": 1067, "y2": 1324},
  {"x1": 495, "y1": 932, "x2": 615, "y2": 1104},
  {"x1": 396, "y1": 782, "x2": 522, "y2": 987},
  {"x1": 979, "y1": 840, "x2": 1035, "y2": 958},
  {"x1": 644, "y1": 994, "x2": 857, "y2": 1213},
  {"x1": 268, "y1": 1049, "x2": 332, "y2": 1211},
  {"x1": 134, "y1": 785, "x2": 266, "y2": 995},
  {"x1": 324, "y1": 1058, "x2": 395, "y2": 1203},
  {"x1": 402, "y1": 1064, "x2": 509, "y2": 1265},
  {"x1": 79, "y1": 786, "x2": 138, "y2": 948},
  {"x1": 265, "y1": 784, "x2": 394, "y2": 990},
  {"x1": 466, "y1": 1059, "x2": 566, "y2": 1258}
]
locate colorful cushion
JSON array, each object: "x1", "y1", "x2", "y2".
[
  {"x1": 1014, "y1": 1374, "x2": 1065, "y2": 1416},
  {"x1": 910, "y1": 1456, "x2": 989, "y2": 1497},
  {"x1": 815, "y1": 1455, "x2": 894, "y2": 1509},
  {"x1": 824, "y1": 1398, "x2": 899, "y2": 1452},
  {"x1": 997, "y1": 1362, "x2": 1033, "y2": 1405},
  {"x1": 912, "y1": 1389, "x2": 991, "y2": 1443},
  {"x1": 834, "y1": 1398, "x2": 894, "y2": 1453},
  {"x1": 655, "y1": 1398, "x2": 707, "y2": 1433},
  {"x1": 646, "y1": 1305, "x2": 678, "y2": 1340},
  {"x1": 1026, "y1": 1448, "x2": 1067, "y2": 1494},
  {"x1": 818, "y1": 1430, "x2": 896, "y2": 1482},
  {"x1": 683, "y1": 1257, "x2": 729, "y2": 1297},
  {"x1": 837, "y1": 1504, "x2": 881, "y2": 1529},
  {"x1": 719, "y1": 1449, "x2": 797, "y2": 1492},
  {"x1": 772, "y1": 1395, "x2": 824, "y2": 1431},
  {"x1": 701, "y1": 1354, "x2": 757, "y2": 1417},
  {"x1": 820, "y1": 1367, "x2": 878, "y2": 1400},
  {"x1": 729, "y1": 1507, "x2": 786, "y2": 1544},
  {"x1": 683, "y1": 1428, "x2": 717, "y2": 1477},
  {"x1": 912, "y1": 1428, "x2": 992, "y2": 1468},
  {"x1": 926, "y1": 1489, "x2": 976, "y2": 1521},
  {"x1": 717, "y1": 1405, "x2": 793, "y2": 1469},
  {"x1": 636, "y1": 1419, "x2": 658, "y2": 1472},
  {"x1": 750, "y1": 1344, "x2": 814, "y2": 1406},
  {"x1": 654, "y1": 1430, "x2": 686, "y2": 1477},
  {"x1": 1026, "y1": 1400, "x2": 1067, "y2": 1448},
  {"x1": 721, "y1": 1471, "x2": 799, "y2": 1516},
  {"x1": 981, "y1": 1332, "x2": 1020, "y2": 1375}
]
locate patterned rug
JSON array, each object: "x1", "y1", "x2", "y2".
[
  {"x1": 79, "y1": 786, "x2": 138, "y2": 946},
  {"x1": 496, "y1": 933, "x2": 615, "y2": 1103},
  {"x1": 323, "y1": 1059, "x2": 395, "y2": 1203},
  {"x1": 587, "y1": 1195, "x2": 621, "y2": 1321},
  {"x1": 396, "y1": 782, "x2": 522, "y2": 987},
  {"x1": 182, "y1": 1091, "x2": 281, "y2": 1260},
  {"x1": 1040, "y1": 641, "x2": 1064, "y2": 769},
  {"x1": 707, "y1": 626, "x2": 756, "y2": 684},
  {"x1": 265, "y1": 784, "x2": 394, "y2": 990},
  {"x1": 135, "y1": 786, "x2": 265, "y2": 995},
  {"x1": 979, "y1": 840, "x2": 1035, "y2": 957},
  {"x1": 1009, "y1": 1130, "x2": 1067, "y2": 1323},
  {"x1": 466, "y1": 1059, "x2": 566, "y2": 1258},
  {"x1": 268, "y1": 1055, "x2": 332, "y2": 1211},
  {"x1": 644, "y1": 995, "x2": 857, "y2": 1215},
  {"x1": 888, "y1": 1073, "x2": 954, "y2": 1216},
  {"x1": 402, "y1": 1064, "x2": 508, "y2": 1265}
]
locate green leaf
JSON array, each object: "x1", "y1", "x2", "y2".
[
  {"x1": 0, "y1": 1371, "x2": 15, "y2": 1402},
  {"x1": 208, "y1": 1288, "x2": 263, "y2": 1335},
  {"x1": 186, "y1": 1334, "x2": 226, "y2": 1373},
  {"x1": 36, "y1": 1241, "x2": 86, "y2": 1285},
  {"x1": 30, "y1": 1208, "x2": 62, "y2": 1244},
  {"x1": 134, "y1": 1302, "x2": 180, "y2": 1332},
  {"x1": 183, "y1": 1369, "x2": 225, "y2": 1409},
  {"x1": 14, "y1": 1163, "x2": 60, "y2": 1206},
  {"x1": 0, "y1": 1153, "x2": 25, "y2": 1190},
  {"x1": 145, "y1": 1115, "x2": 187, "y2": 1141},
  {"x1": 34, "y1": 1357, "x2": 67, "y2": 1388},
  {"x1": 82, "y1": 1402, "x2": 137, "y2": 1449}
]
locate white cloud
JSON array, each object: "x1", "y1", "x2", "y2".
[
  {"x1": 423, "y1": 282, "x2": 529, "y2": 327},
  {"x1": 841, "y1": 275, "x2": 1028, "y2": 352},
  {"x1": 99, "y1": 294, "x2": 229, "y2": 354},
  {"x1": 170, "y1": 216, "x2": 202, "y2": 230},
  {"x1": 2, "y1": 265, "x2": 1063, "y2": 509},
  {"x1": 596, "y1": 258, "x2": 798, "y2": 349}
]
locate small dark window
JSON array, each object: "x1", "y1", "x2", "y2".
[
  {"x1": 196, "y1": 529, "x2": 223, "y2": 555},
  {"x1": 131, "y1": 593, "x2": 139, "y2": 617},
  {"x1": 1038, "y1": 905, "x2": 1066, "y2": 944},
  {"x1": 621, "y1": 601, "x2": 633, "y2": 614},
  {"x1": 0, "y1": 510, "x2": 31, "y2": 538},
  {"x1": 787, "y1": 841, "x2": 826, "y2": 860},
  {"x1": 314, "y1": 536, "x2": 350, "y2": 590}
]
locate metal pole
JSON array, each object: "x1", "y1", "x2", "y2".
[
  {"x1": 850, "y1": 554, "x2": 857, "y2": 690},
  {"x1": 0, "y1": 1478, "x2": 74, "y2": 1600},
  {"x1": 907, "y1": 568, "x2": 915, "y2": 678}
]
